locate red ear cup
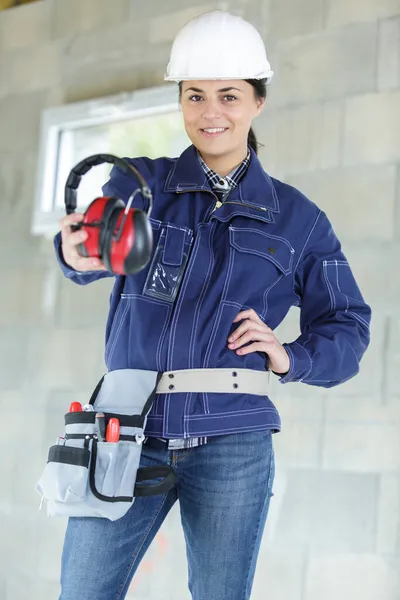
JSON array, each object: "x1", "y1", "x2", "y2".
[
  {"x1": 78, "y1": 197, "x2": 124, "y2": 262},
  {"x1": 78, "y1": 197, "x2": 109, "y2": 258},
  {"x1": 77, "y1": 197, "x2": 152, "y2": 275},
  {"x1": 97, "y1": 197, "x2": 125, "y2": 260},
  {"x1": 122, "y1": 210, "x2": 153, "y2": 274},
  {"x1": 103, "y1": 206, "x2": 136, "y2": 274},
  {"x1": 101, "y1": 206, "x2": 154, "y2": 275}
]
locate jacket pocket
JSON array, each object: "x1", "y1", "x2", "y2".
[
  {"x1": 143, "y1": 224, "x2": 193, "y2": 302},
  {"x1": 224, "y1": 226, "x2": 294, "y2": 318}
]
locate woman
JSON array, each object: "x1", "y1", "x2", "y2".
[{"x1": 55, "y1": 10, "x2": 371, "y2": 600}]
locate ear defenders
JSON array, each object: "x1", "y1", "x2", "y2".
[{"x1": 64, "y1": 153, "x2": 153, "y2": 275}]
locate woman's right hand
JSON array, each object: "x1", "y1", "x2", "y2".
[{"x1": 60, "y1": 213, "x2": 107, "y2": 272}]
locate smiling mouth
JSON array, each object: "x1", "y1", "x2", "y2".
[{"x1": 200, "y1": 127, "x2": 229, "y2": 136}]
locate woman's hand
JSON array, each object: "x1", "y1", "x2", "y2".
[
  {"x1": 227, "y1": 309, "x2": 290, "y2": 374},
  {"x1": 60, "y1": 214, "x2": 107, "y2": 272}
]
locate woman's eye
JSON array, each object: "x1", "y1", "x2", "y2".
[
  {"x1": 189, "y1": 95, "x2": 203, "y2": 102},
  {"x1": 223, "y1": 95, "x2": 237, "y2": 102}
]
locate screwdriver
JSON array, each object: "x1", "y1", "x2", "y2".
[{"x1": 106, "y1": 418, "x2": 120, "y2": 443}]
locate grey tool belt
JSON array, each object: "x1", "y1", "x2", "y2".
[
  {"x1": 36, "y1": 370, "x2": 175, "y2": 521},
  {"x1": 35, "y1": 367, "x2": 269, "y2": 521},
  {"x1": 157, "y1": 368, "x2": 270, "y2": 395}
]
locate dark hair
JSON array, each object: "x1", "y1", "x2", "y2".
[
  {"x1": 178, "y1": 79, "x2": 267, "y2": 155},
  {"x1": 245, "y1": 79, "x2": 267, "y2": 155}
]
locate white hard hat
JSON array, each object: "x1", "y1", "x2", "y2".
[{"x1": 164, "y1": 10, "x2": 274, "y2": 83}]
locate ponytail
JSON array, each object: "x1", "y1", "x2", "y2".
[
  {"x1": 245, "y1": 79, "x2": 268, "y2": 156},
  {"x1": 247, "y1": 127, "x2": 258, "y2": 155}
]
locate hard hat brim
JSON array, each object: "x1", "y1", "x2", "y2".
[{"x1": 164, "y1": 71, "x2": 274, "y2": 84}]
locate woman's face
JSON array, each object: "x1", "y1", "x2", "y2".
[{"x1": 180, "y1": 79, "x2": 265, "y2": 158}]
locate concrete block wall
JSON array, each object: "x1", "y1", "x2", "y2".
[{"x1": 0, "y1": 0, "x2": 399, "y2": 598}]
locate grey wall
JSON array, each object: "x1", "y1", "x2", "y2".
[{"x1": 0, "y1": 0, "x2": 399, "y2": 598}]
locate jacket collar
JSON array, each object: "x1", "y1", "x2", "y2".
[{"x1": 164, "y1": 144, "x2": 280, "y2": 214}]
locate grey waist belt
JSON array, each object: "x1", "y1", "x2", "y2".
[{"x1": 156, "y1": 368, "x2": 271, "y2": 396}]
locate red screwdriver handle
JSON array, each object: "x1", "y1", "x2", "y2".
[
  {"x1": 106, "y1": 418, "x2": 120, "y2": 443},
  {"x1": 69, "y1": 402, "x2": 82, "y2": 412}
]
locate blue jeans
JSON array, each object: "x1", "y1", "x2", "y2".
[{"x1": 59, "y1": 431, "x2": 275, "y2": 600}]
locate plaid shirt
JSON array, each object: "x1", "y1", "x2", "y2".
[
  {"x1": 198, "y1": 149, "x2": 251, "y2": 199},
  {"x1": 151, "y1": 150, "x2": 252, "y2": 451}
]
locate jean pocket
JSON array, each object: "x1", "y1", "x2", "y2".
[
  {"x1": 143, "y1": 225, "x2": 192, "y2": 302},
  {"x1": 36, "y1": 444, "x2": 90, "y2": 503}
]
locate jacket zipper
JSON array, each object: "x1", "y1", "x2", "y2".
[
  {"x1": 176, "y1": 189, "x2": 268, "y2": 217},
  {"x1": 216, "y1": 200, "x2": 268, "y2": 212}
]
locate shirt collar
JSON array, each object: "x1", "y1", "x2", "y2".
[
  {"x1": 163, "y1": 144, "x2": 280, "y2": 214},
  {"x1": 197, "y1": 150, "x2": 251, "y2": 192}
]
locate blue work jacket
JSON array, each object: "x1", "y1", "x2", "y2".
[{"x1": 55, "y1": 145, "x2": 371, "y2": 438}]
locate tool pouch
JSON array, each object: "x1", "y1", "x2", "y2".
[{"x1": 35, "y1": 369, "x2": 176, "y2": 521}]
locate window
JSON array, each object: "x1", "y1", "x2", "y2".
[{"x1": 32, "y1": 85, "x2": 190, "y2": 236}]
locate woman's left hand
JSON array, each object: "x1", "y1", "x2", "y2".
[{"x1": 227, "y1": 309, "x2": 290, "y2": 375}]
